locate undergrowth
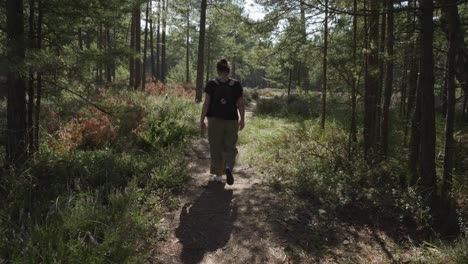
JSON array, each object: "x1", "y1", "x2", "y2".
[
  {"x1": 0, "y1": 84, "x2": 198, "y2": 262},
  {"x1": 240, "y1": 94, "x2": 468, "y2": 262}
]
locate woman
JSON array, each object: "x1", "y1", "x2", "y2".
[{"x1": 200, "y1": 59, "x2": 245, "y2": 185}]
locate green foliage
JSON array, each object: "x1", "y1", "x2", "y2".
[
  {"x1": 255, "y1": 94, "x2": 321, "y2": 119},
  {"x1": 0, "y1": 89, "x2": 198, "y2": 262}
]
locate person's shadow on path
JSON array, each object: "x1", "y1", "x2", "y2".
[{"x1": 175, "y1": 181, "x2": 237, "y2": 264}]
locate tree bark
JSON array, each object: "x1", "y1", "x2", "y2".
[
  {"x1": 161, "y1": 0, "x2": 167, "y2": 83},
  {"x1": 195, "y1": 0, "x2": 207, "y2": 102},
  {"x1": 441, "y1": 0, "x2": 458, "y2": 200},
  {"x1": 142, "y1": 0, "x2": 150, "y2": 89},
  {"x1": 150, "y1": 0, "x2": 155, "y2": 81},
  {"x1": 34, "y1": 0, "x2": 42, "y2": 152},
  {"x1": 186, "y1": 4, "x2": 190, "y2": 83},
  {"x1": 130, "y1": 10, "x2": 135, "y2": 87},
  {"x1": 106, "y1": 27, "x2": 112, "y2": 83},
  {"x1": 156, "y1": 0, "x2": 161, "y2": 81},
  {"x1": 381, "y1": 0, "x2": 394, "y2": 157},
  {"x1": 364, "y1": 0, "x2": 380, "y2": 157},
  {"x1": 321, "y1": 0, "x2": 328, "y2": 129},
  {"x1": 376, "y1": 0, "x2": 386, "y2": 144},
  {"x1": 418, "y1": 0, "x2": 437, "y2": 201},
  {"x1": 349, "y1": 0, "x2": 358, "y2": 155},
  {"x1": 134, "y1": 3, "x2": 141, "y2": 90},
  {"x1": 6, "y1": 0, "x2": 27, "y2": 165},
  {"x1": 28, "y1": 0, "x2": 35, "y2": 153}
]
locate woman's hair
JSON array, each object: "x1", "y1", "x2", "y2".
[{"x1": 216, "y1": 59, "x2": 230, "y2": 74}]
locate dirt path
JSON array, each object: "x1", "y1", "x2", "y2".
[
  {"x1": 146, "y1": 106, "x2": 412, "y2": 264},
  {"x1": 147, "y1": 107, "x2": 294, "y2": 264}
]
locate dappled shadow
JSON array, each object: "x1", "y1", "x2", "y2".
[{"x1": 175, "y1": 181, "x2": 237, "y2": 264}]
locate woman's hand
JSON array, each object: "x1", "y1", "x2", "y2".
[
  {"x1": 200, "y1": 121, "x2": 207, "y2": 132},
  {"x1": 239, "y1": 119, "x2": 245, "y2": 131}
]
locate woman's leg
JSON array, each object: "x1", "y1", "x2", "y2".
[
  {"x1": 223, "y1": 120, "x2": 239, "y2": 171},
  {"x1": 208, "y1": 118, "x2": 225, "y2": 175}
]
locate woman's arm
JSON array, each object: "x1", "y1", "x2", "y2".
[
  {"x1": 200, "y1": 93, "x2": 211, "y2": 130},
  {"x1": 237, "y1": 96, "x2": 245, "y2": 130}
]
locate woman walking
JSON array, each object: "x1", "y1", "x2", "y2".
[{"x1": 200, "y1": 59, "x2": 245, "y2": 185}]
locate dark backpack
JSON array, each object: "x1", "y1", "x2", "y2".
[{"x1": 209, "y1": 79, "x2": 238, "y2": 119}]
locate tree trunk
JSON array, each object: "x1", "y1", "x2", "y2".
[
  {"x1": 99, "y1": 24, "x2": 103, "y2": 83},
  {"x1": 130, "y1": 11, "x2": 135, "y2": 87},
  {"x1": 161, "y1": 0, "x2": 167, "y2": 83},
  {"x1": 349, "y1": 0, "x2": 358, "y2": 155},
  {"x1": 6, "y1": 0, "x2": 27, "y2": 165},
  {"x1": 418, "y1": 0, "x2": 437, "y2": 201},
  {"x1": 381, "y1": 0, "x2": 394, "y2": 157},
  {"x1": 195, "y1": 0, "x2": 207, "y2": 102},
  {"x1": 320, "y1": 0, "x2": 328, "y2": 129},
  {"x1": 28, "y1": 0, "x2": 35, "y2": 153},
  {"x1": 441, "y1": 0, "x2": 458, "y2": 200},
  {"x1": 288, "y1": 68, "x2": 292, "y2": 98},
  {"x1": 134, "y1": 4, "x2": 141, "y2": 90},
  {"x1": 364, "y1": 0, "x2": 380, "y2": 157},
  {"x1": 34, "y1": 0, "x2": 43, "y2": 152},
  {"x1": 186, "y1": 4, "x2": 190, "y2": 83},
  {"x1": 156, "y1": 0, "x2": 161, "y2": 80},
  {"x1": 376, "y1": 0, "x2": 386, "y2": 144},
  {"x1": 78, "y1": 28, "x2": 83, "y2": 50},
  {"x1": 142, "y1": 0, "x2": 149, "y2": 90},
  {"x1": 106, "y1": 27, "x2": 112, "y2": 83},
  {"x1": 150, "y1": 0, "x2": 155, "y2": 81}
]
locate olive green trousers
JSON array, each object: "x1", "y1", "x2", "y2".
[{"x1": 207, "y1": 117, "x2": 239, "y2": 176}]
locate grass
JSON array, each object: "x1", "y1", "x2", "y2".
[
  {"x1": 0, "y1": 85, "x2": 199, "y2": 263},
  {"x1": 241, "y1": 93, "x2": 468, "y2": 262}
]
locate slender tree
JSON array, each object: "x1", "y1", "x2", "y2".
[
  {"x1": 418, "y1": 0, "x2": 437, "y2": 201},
  {"x1": 150, "y1": 0, "x2": 155, "y2": 81},
  {"x1": 381, "y1": 0, "x2": 394, "y2": 157},
  {"x1": 156, "y1": 0, "x2": 161, "y2": 80},
  {"x1": 161, "y1": 0, "x2": 167, "y2": 83},
  {"x1": 364, "y1": 0, "x2": 380, "y2": 156},
  {"x1": 142, "y1": 0, "x2": 150, "y2": 89},
  {"x1": 321, "y1": 0, "x2": 328, "y2": 129},
  {"x1": 186, "y1": 2, "x2": 190, "y2": 83},
  {"x1": 6, "y1": 0, "x2": 27, "y2": 164},
  {"x1": 34, "y1": 0, "x2": 43, "y2": 152},
  {"x1": 195, "y1": 0, "x2": 208, "y2": 102},
  {"x1": 441, "y1": 0, "x2": 458, "y2": 200},
  {"x1": 135, "y1": 3, "x2": 141, "y2": 90},
  {"x1": 28, "y1": 0, "x2": 35, "y2": 152},
  {"x1": 348, "y1": 0, "x2": 358, "y2": 158}
]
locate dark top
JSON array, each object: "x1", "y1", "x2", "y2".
[{"x1": 204, "y1": 78, "x2": 243, "y2": 120}]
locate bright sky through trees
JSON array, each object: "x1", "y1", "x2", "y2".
[{"x1": 245, "y1": 0, "x2": 265, "y2": 21}]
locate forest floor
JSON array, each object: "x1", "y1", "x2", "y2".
[{"x1": 145, "y1": 103, "x2": 433, "y2": 264}]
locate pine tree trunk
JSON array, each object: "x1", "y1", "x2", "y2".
[
  {"x1": 418, "y1": 0, "x2": 437, "y2": 201},
  {"x1": 28, "y1": 0, "x2": 35, "y2": 153},
  {"x1": 130, "y1": 11, "x2": 135, "y2": 87},
  {"x1": 161, "y1": 0, "x2": 167, "y2": 83},
  {"x1": 364, "y1": 0, "x2": 380, "y2": 157},
  {"x1": 349, "y1": 0, "x2": 358, "y2": 153},
  {"x1": 156, "y1": 0, "x2": 161, "y2": 81},
  {"x1": 376, "y1": 0, "x2": 386, "y2": 144},
  {"x1": 195, "y1": 0, "x2": 207, "y2": 102},
  {"x1": 150, "y1": 0, "x2": 155, "y2": 81},
  {"x1": 142, "y1": 0, "x2": 149, "y2": 90},
  {"x1": 320, "y1": 0, "x2": 328, "y2": 129},
  {"x1": 442, "y1": 0, "x2": 458, "y2": 200},
  {"x1": 186, "y1": 5, "x2": 190, "y2": 83},
  {"x1": 134, "y1": 4, "x2": 141, "y2": 90},
  {"x1": 381, "y1": 0, "x2": 394, "y2": 157},
  {"x1": 78, "y1": 28, "x2": 83, "y2": 50},
  {"x1": 6, "y1": 0, "x2": 27, "y2": 164},
  {"x1": 34, "y1": 0, "x2": 42, "y2": 152},
  {"x1": 106, "y1": 27, "x2": 112, "y2": 83}
]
